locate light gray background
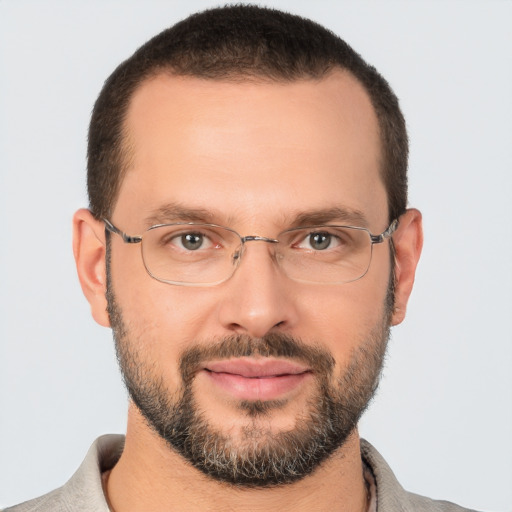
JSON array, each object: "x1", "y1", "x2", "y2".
[{"x1": 1, "y1": 1, "x2": 511, "y2": 510}]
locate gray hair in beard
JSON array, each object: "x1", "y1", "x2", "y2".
[{"x1": 105, "y1": 235, "x2": 393, "y2": 487}]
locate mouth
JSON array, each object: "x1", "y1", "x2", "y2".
[{"x1": 202, "y1": 358, "x2": 313, "y2": 401}]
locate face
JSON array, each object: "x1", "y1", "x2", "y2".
[{"x1": 104, "y1": 71, "x2": 394, "y2": 485}]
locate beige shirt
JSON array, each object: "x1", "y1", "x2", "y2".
[{"x1": 3, "y1": 435, "x2": 479, "y2": 512}]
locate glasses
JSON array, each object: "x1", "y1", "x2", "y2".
[{"x1": 104, "y1": 218, "x2": 398, "y2": 286}]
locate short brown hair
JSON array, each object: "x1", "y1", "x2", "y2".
[{"x1": 88, "y1": 5, "x2": 408, "y2": 222}]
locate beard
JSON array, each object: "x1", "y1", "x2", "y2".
[{"x1": 106, "y1": 245, "x2": 393, "y2": 487}]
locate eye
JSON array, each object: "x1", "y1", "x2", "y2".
[
  {"x1": 296, "y1": 231, "x2": 341, "y2": 251},
  {"x1": 173, "y1": 232, "x2": 214, "y2": 251},
  {"x1": 308, "y1": 232, "x2": 333, "y2": 250}
]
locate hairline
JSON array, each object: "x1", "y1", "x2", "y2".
[{"x1": 109, "y1": 65, "x2": 387, "y2": 219}]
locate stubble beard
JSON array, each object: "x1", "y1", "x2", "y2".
[{"x1": 106, "y1": 249, "x2": 393, "y2": 487}]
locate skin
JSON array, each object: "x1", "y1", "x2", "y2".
[{"x1": 73, "y1": 70, "x2": 423, "y2": 511}]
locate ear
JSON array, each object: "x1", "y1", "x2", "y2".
[
  {"x1": 72, "y1": 208, "x2": 110, "y2": 327},
  {"x1": 391, "y1": 208, "x2": 423, "y2": 326}
]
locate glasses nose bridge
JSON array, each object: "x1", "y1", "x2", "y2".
[
  {"x1": 233, "y1": 235, "x2": 280, "y2": 266},
  {"x1": 240, "y1": 235, "x2": 279, "y2": 244}
]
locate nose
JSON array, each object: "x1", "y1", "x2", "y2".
[{"x1": 217, "y1": 239, "x2": 299, "y2": 338}]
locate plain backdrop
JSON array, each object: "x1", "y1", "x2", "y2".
[{"x1": 1, "y1": 1, "x2": 511, "y2": 510}]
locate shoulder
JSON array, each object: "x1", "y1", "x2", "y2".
[
  {"x1": 3, "y1": 435, "x2": 124, "y2": 512},
  {"x1": 405, "y1": 492, "x2": 480, "y2": 512},
  {"x1": 2, "y1": 488, "x2": 65, "y2": 512},
  {"x1": 360, "y1": 439, "x2": 481, "y2": 512}
]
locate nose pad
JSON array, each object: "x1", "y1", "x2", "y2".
[
  {"x1": 219, "y1": 239, "x2": 298, "y2": 337},
  {"x1": 230, "y1": 238, "x2": 281, "y2": 278},
  {"x1": 233, "y1": 236, "x2": 279, "y2": 261},
  {"x1": 231, "y1": 244, "x2": 244, "y2": 270}
]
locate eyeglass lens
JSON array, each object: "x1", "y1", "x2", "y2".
[{"x1": 140, "y1": 224, "x2": 374, "y2": 286}]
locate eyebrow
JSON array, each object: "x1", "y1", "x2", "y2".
[
  {"x1": 144, "y1": 203, "x2": 369, "y2": 230},
  {"x1": 144, "y1": 203, "x2": 215, "y2": 227},
  {"x1": 289, "y1": 207, "x2": 369, "y2": 228}
]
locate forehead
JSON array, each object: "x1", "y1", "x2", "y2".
[{"x1": 116, "y1": 71, "x2": 386, "y2": 230}]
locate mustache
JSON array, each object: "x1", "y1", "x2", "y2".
[{"x1": 179, "y1": 332, "x2": 335, "y2": 383}]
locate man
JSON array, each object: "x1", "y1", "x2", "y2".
[{"x1": 5, "y1": 5, "x2": 479, "y2": 511}]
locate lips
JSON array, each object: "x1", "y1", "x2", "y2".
[{"x1": 202, "y1": 358, "x2": 312, "y2": 401}]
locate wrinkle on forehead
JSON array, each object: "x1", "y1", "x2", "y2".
[{"x1": 114, "y1": 70, "x2": 386, "y2": 230}]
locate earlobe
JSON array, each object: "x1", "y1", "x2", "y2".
[
  {"x1": 72, "y1": 208, "x2": 110, "y2": 327},
  {"x1": 390, "y1": 208, "x2": 423, "y2": 326}
]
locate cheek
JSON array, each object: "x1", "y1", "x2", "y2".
[
  {"x1": 111, "y1": 249, "x2": 221, "y2": 360},
  {"x1": 297, "y1": 258, "x2": 391, "y2": 367},
  {"x1": 110, "y1": 240, "x2": 392, "y2": 383}
]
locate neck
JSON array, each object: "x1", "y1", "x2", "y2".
[{"x1": 105, "y1": 406, "x2": 368, "y2": 512}]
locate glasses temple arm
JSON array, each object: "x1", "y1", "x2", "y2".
[
  {"x1": 103, "y1": 218, "x2": 142, "y2": 244},
  {"x1": 370, "y1": 219, "x2": 399, "y2": 244}
]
